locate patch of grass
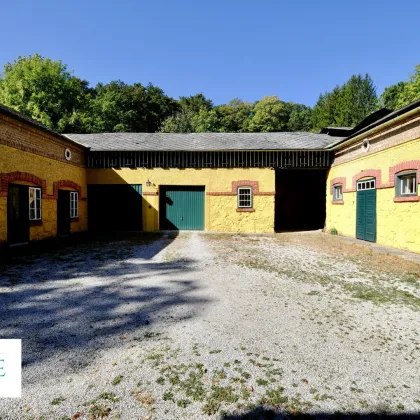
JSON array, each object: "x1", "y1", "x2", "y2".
[
  {"x1": 163, "y1": 391, "x2": 174, "y2": 401},
  {"x1": 260, "y1": 386, "x2": 288, "y2": 406},
  {"x1": 111, "y1": 375, "x2": 123, "y2": 386},
  {"x1": 256, "y1": 378, "x2": 269, "y2": 386},
  {"x1": 208, "y1": 385, "x2": 239, "y2": 404},
  {"x1": 51, "y1": 397, "x2": 65, "y2": 405},
  {"x1": 177, "y1": 399, "x2": 191, "y2": 408},
  {"x1": 209, "y1": 349, "x2": 222, "y2": 354},
  {"x1": 156, "y1": 376, "x2": 165, "y2": 385},
  {"x1": 330, "y1": 227, "x2": 338, "y2": 235},
  {"x1": 88, "y1": 403, "x2": 111, "y2": 419},
  {"x1": 202, "y1": 400, "x2": 221, "y2": 415},
  {"x1": 98, "y1": 392, "x2": 120, "y2": 403}
]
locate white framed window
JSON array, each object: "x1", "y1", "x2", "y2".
[
  {"x1": 238, "y1": 187, "x2": 252, "y2": 208},
  {"x1": 357, "y1": 179, "x2": 376, "y2": 191},
  {"x1": 29, "y1": 187, "x2": 42, "y2": 220},
  {"x1": 396, "y1": 172, "x2": 417, "y2": 196},
  {"x1": 70, "y1": 191, "x2": 79, "y2": 218},
  {"x1": 333, "y1": 185, "x2": 343, "y2": 201}
]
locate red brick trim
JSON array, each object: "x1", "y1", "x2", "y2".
[
  {"x1": 236, "y1": 208, "x2": 255, "y2": 212},
  {"x1": 330, "y1": 177, "x2": 349, "y2": 194},
  {"x1": 29, "y1": 219, "x2": 43, "y2": 226},
  {"x1": 332, "y1": 200, "x2": 344, "y2": 205},
  {"x1": 52, "y1": 180, "x2": 82, "y2": 199},
  {"x1": 0, "y1": 171, "x2": 47, "y2": 197},
  {"x1": 394, "y1": 196, "x2": 420, "y2": 202},
  {"x1": 388, "y1": 160, "x2": 420, "y2": 188},
  {"x1": 352, "y1": 169, "x2": 382, "y2": 190},
  {"x1": 70, "y1": 217, "x2": 80, "y2": 223},
  {"x1": 206, "y1": 180, "x2": 275, "y2": 196},
  {"x1": 143, "y1": 191, "x2": 159, "y2": 196}
]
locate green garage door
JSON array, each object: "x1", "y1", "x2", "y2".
[
  {"x1": 160, "y1": 186, "x2": 205, "y2": 230},
  {"x1": 356, "y1": 179, "x2": 376, "y2": 242}
]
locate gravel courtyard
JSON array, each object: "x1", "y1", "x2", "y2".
[{"x1": 0, "y1": 231, "x2": 419, "y2": 419}]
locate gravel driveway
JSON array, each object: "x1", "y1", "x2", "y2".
[{"x1": 0, "y1": 232, "x2": 419, "y2": 419}]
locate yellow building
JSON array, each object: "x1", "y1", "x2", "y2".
[
  {"x1": 2, "y1": 100, "x2": 420, "y2": 254},
  {"x1": 325, "y1": 100, "x2": 420, "y2": 253},
  {"x1": 0, "y1": 104, "x2": 88, "y2": 251}
]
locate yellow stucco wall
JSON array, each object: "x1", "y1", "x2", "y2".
[
  {"x1": 0, "y1": 143, "x2": 88, "y2": 243},
  {"x1": 326, "y1": 137, "x2": 420, "y2": 253},
  {"x1": 87, "y1": 168, "x2": 275, "y2": 233}
]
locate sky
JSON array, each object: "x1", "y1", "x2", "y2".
[{"x1": 1, "y1": 0, "x2": 419, "y2": 107}]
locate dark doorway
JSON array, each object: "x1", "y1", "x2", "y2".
[
  {"x1": 159, "y1": 186, "x2": 205, "y2": 230},
  {"x1": 7, "y1": 184, "x2": 30, "y2": 245},
  {"x1": 87, "y1": 184, "x2": 143, "y2": 232},
  {"x1": 275, "y1": 169, "x2": 327, "y2": 231},
  {"x1": 57, "y1": 190, "x2": 71, "y2": 236}
]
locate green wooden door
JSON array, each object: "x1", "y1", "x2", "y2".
[
  {"x1": 356, "y1": 179, "x2": 376, "y2": 242},
  {"x1": 160, "y1": 186, "x2": 205, "y2": 230}
]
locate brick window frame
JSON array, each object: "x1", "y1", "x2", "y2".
[
  {"x1": 390, "y1": 161, "x2": 420, "y2": 202},
  {"x1": 0, "y1": 171, "x2": 47, "y2": 198}
]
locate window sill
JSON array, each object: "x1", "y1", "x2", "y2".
[
  {"x1": 332, "y1": 200, "x2": 344, "y2": 205},
  {"x1": 236, "y1": 208, "x2": 255, "y2": 212},
  {"x1": 70, "y1": 217, "x2": 79, "y2": 223},
  {"x1": 394, "y1": 196, "x2": 420, "y2": 202},
  {"x1": 29, "y1": 219, "x2": 42, "y2": 226}
]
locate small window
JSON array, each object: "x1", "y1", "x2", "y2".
[
  {"x1": 237, "y1": 187, "x2": 252, "y2": 208},
  {"x1": 333, "y1": 185, "x2": 343, "y2": 201},
  {"x1": 29, "y1": 187, "x2": 42, "y2": 220},
  {"x1": 70, "y1": 191, "x2": 79, "y2": 218},
  {"x1": 357, "y1": 179, "x2": 376, "y2": 191},
  {"x1": 396, "y1": 172, "x2": 417, "y2": 196}
]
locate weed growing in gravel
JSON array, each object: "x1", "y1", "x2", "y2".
[
  {"x1": 51, "y1": 396, "x2": 65, "y2": 405},
  {"x1": 98, "y1": 392, "x2": 120, "y2": 403},
  {"x1": 177, "y1": 399, "x2": 191, "y2": 408},
  {"x1": 88, "y1": 403, "x2": 111, "y2": 419},
  {"x1": 131, "y1": 390, "x2": 154, "y2": 406},
  {"x1": 156, "y1": 376, "x2": 165, "y2": 385},
  {"x1": 111, "y1": 375, "x2": 124, "y2": 385},
  {"x1": 260, "y1": 386, "x2": 288, "y2": 406}
]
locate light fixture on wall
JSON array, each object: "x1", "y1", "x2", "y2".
[{"x1": 146, "y1": 179, "x2": 152, "y2": 187}]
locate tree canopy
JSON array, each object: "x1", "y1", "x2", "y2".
[{"x1": 1, "y1": 54, "x2": 420, "y2": 135}]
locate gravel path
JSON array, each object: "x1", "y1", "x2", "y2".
[{"x1": 0, "y1": 232, "x2": 419, "y2": 419}]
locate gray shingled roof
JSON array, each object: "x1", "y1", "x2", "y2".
[{"x1": 65, "y1": 132, "x2": 337, "y2": 151}]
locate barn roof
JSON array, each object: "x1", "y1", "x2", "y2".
[{"x1": 65, "y1": 131, "x2": 337, "y2": 151}]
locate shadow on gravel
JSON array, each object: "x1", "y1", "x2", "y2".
[
  {"x1": 0, "y1": 231, "x2": 211, "y2": 372},
  {"x1": 222, "y1": 408, "x2": 420, "y2": 419}
]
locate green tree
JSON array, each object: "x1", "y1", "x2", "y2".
[
  {"x1": 178, "y1": 93, "x2": 213, "y2": 113},
  {"x1": 0, "y1": 54, "x2": 91, "y2": 131},
  {"x1": 396, "y1": 65, "x2": 420, "y2": 108},
  {"x1": 92, "y1": 81, "x2": 179, "y2": 132},
  {"x1": 213, "y1": 99, "x2": 253, "y2": 132},
  {"x1": 248, "y1": 96, "x2": 291, "y2": 132},
  {"x1": 312, "y1": 74, "x2": 378, "y2": 131},
  {"x1": 288, "y1": 104, "x2": 313, "y2": 131},
  {"x1": 379, "y1": 81, "x2": 406, "y2": 110}
]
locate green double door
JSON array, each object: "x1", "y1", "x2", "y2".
[
  {"x1": 356, "y1": 180, "x2": 376, "y2": 242},
  {"x1": 160, "y1": 186, "x2": 205, "y2": 230}
]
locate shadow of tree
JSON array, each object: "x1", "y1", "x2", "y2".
[
  {"x1": 222, "y1": 408, "x2": 420, "y2": 420},
  {"x1": 0, "y1": 232, "x2": 211, "y2": 375}
]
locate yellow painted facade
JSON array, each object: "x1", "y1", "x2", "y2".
[
  {"x1": 326, "y1": 136, "x2": 420, "y2": 253},
  {"x1": 87, "y1": 168, "x2": 275, "y2": 233},
  {"x1": 0, "y1": 143, "x2": 88, "y2": 243}
]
